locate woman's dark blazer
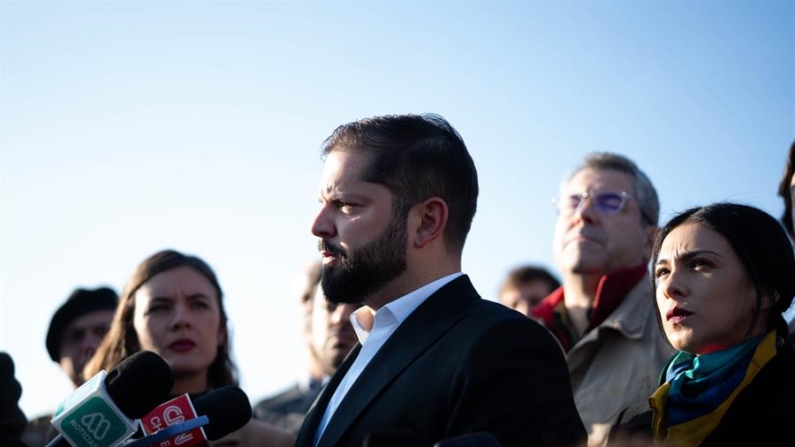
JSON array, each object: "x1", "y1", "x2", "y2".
[
  {"x1": 700, "y1": 342, "x2": 795, "y2": 446},
  {"x1": 610, "y1": 341, "x2": 795, "y2": 446}
]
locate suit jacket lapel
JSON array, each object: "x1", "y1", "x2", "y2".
[{"x1": 316, "y1": 275, "x2": 479, "y2": 447}]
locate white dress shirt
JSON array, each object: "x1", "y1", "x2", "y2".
[{"x1": 313, "y1": 272, "x2": 463, "y2": 446}]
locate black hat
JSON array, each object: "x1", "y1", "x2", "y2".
[{"x1": 46, "y1": 287, "x2": 119, "y2": 362}]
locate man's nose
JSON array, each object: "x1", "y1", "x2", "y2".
[
  {"x1": 572, "y1": 195, "x2": 600, "y2": 224},
  {"x1": 311, "y1": 204, "x2": 336, "y2": 239}
]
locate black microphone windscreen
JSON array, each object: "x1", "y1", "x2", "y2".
[
  {"x1": 192, "y1": 386, "x2": 252, "y2": 440},
  {"x1": 105, "y1": 350, "x2": 174, "y2": 419}
]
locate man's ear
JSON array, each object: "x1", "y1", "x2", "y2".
[
  {"x1": 412, "y1": 197, "x2": 448, "y2": 249},
  {"x1": 759, "y1": 290, "x2": 781, "y2": 310}
]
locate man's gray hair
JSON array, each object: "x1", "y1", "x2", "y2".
[{"x1": 563, "y1": 152, "x2": 659, "y2": 226}]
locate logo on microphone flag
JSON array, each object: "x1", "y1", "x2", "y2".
[
  {"x1": 141, "y1": 394, "x2": 208, "y2": 447},
  {"x1": 51, "y1": 371, "x2": 138, "y2": 447}
]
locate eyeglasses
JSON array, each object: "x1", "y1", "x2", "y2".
[{"x1": 551, "y1": 191, "x2": 632, "y2": 216}]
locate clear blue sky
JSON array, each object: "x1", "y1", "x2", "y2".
[{"x1": 2, "y1": 1, "x2": 793, "y2": 420}]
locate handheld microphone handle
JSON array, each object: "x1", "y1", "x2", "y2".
[
  {"x1": 123, "y1": 415, "x2": 209, "y2": 447},
  {"x1": 42, "y1": 416, "x2": 209, "y2": 447}
]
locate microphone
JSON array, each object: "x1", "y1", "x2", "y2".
[
  {"x1": 46, "y1": 351, "x2": 174, "y2": 447},
  {"x1": 192, "y1": 386, "x2": 252, "y2": 441},
  {"x1": 128, "y1": 386, "x2": 253, "y2": 447},
  {"x1": 139, "y1": 394, "x2": 208, "y2": 447},
  {"x1": 433, "y1": 432, "x2": 503, "y2": 447}
]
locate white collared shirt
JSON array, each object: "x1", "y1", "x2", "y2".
[{"x1": 313, "y1": 272, "x2": 463, "y2": 446}]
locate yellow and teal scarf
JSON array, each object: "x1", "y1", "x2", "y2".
[{"x1": 649, "y1": 330, "x2": 780, "y2": 447}]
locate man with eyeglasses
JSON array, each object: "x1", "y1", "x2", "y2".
[{"x1": 530, "y1": 152, "x2": 675, "y2": 446}]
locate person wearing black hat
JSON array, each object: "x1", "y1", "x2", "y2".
[
  {"x1": 45, "y1": 287, "x2": 119, "y2": 389},
  {"x1": 22, "y1": 287, "x2": 118, "y2": 447}
]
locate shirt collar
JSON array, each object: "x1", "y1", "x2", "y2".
[
  {"x1": 350, "y1": 272, "x2": 463, "y2": 344},
  {"x1": 585, "y1": 264, "x2": 648, "y2": 333},
  {"x1": 531, "y1": 264, "x2": 648, "y2": 350}
]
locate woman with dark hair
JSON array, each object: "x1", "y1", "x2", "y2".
[
  {"x1": 84, "y1": 249, "x2": 294, "y2": 447},
  {"x1": 648, "y1": 203, "x2": 795, "y2": 446}
]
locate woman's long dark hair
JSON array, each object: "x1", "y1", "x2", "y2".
[{"x1": 84, "y1": 249, "x2": 238, "y2": 388}]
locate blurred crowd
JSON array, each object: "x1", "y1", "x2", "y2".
[{"x1": 2, "y1": 115, "x2": 793, "y2": 447}]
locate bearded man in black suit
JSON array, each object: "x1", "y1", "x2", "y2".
[{"x1": 295, "y1": 113, "x2": 586, "y2": 447}]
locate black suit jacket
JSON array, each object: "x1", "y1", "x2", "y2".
[{"x1": 294, "y1": 275, "x2": 586, "y2": 447}]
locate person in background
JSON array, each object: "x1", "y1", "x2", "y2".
[
  {"x1": 531, "y1": 152, "x2": 675, "y2": 446},
  {"x1": 0, "y1": 353, "x2": 28, "y2": 447},
  {"x1": 253, "y1": 261, "x2": 359, "y2": 435},
  {"x1": 498, "y1": 264, "x2": 560, "y2": 318},
  {"x1": 777, "y1": 140, "x2": 795, "y2": 335},
  {"x1": 23, "y1": 287, "x2": 118, "y2": 447},
  {"x1": 295, "y1": 113, "x2": 585, "y2": 447},
  {"x1": 46, "y1": 287, "x2": 119, "y2": 389},
  {"x1": 648, "y1": 202, "x2": 795, "y2": 445},
  {"x1": 84, "y1": 249, "x2": 294, "y2": 447}
]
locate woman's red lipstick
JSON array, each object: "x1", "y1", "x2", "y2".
[
  {"x1": 666, "y1": 307, "x2": 693, "y2": 323},
  {"x1": 169, "y1": 339, "x2": 196, "y2": 352}
]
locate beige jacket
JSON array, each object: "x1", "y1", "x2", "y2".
[{"x1": 566, "y1": 276, "x2": 675, "y2": 447}]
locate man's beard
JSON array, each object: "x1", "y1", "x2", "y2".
[{"x1": 318, "y1": 217, "x2": 408, "y2": 305}]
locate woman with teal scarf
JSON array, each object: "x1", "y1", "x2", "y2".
[{"x1": 646, "y1": 202, "x2": 795, "y2": 446}]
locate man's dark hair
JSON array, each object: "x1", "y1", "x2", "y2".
[
  {"x1": 500, "y1": 265, "x2": 561, "y2": 296},
  {"x1": 321, "y1": 113, "x2": 478, "y2": 255}
]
